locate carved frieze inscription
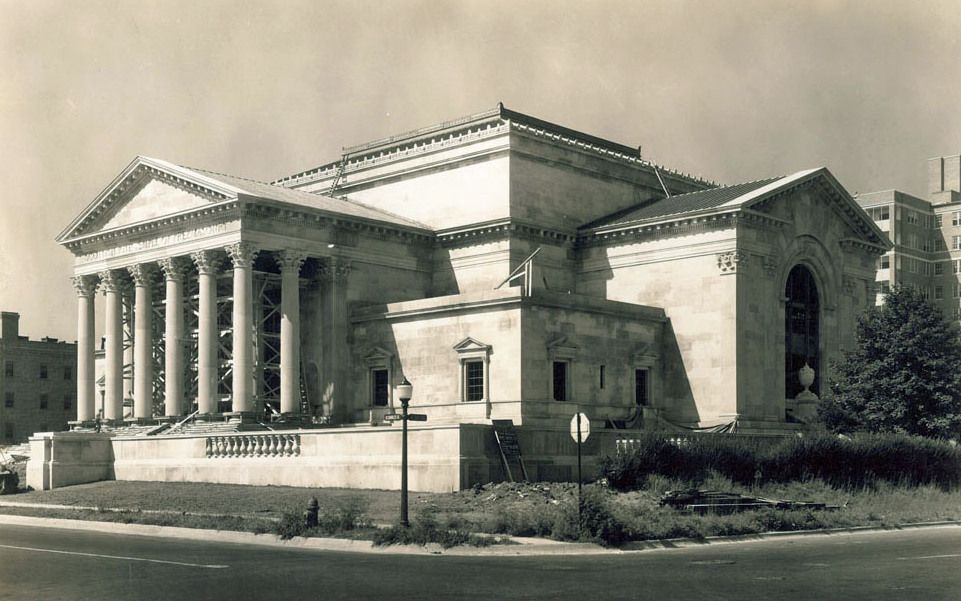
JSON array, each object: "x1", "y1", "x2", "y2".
[{"x1": 76, "y1": 223, "x2": 233, "y2": 265}]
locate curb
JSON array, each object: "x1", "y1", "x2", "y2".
[{"x1": 1, "y1": 509, "x2": 959, "y2": 557}]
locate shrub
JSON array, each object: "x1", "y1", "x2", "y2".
[
  {"x1": 603, "y1": 432, "x2": 961, "y2": 491},
  {"x1": 551, "y1": 486, "x2": 631, "y2": 547}
]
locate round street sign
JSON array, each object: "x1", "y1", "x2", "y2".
[{"x1": 570, "y1": 412, "x2": 590, "y2": 443}]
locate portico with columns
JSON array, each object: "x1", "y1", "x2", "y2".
[{"x1": 60, "y1": 156, "x2": 432, "y2": 430}]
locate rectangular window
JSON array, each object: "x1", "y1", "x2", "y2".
[
  {"x1": 634, "y1": 369, "x2": 649, "y2": 406},
  {"x1": 39, "y1": 365, "x2": 48, "y2": 380},
  {"x1": 880, "y1": 282, "x2": 891, "y2": 294},
  {"x1": 954, "y1": 212, "x2": 961, "y2": 226},
  {"x1": 64, "y1": 366, "x2": 72, "y2": 381},
  {"x1": 907, "y1": 210, "x2": 918, "y2": 225},
  {"x1": 370, "y1": 369, "x2": 389, "y2": 407},
  {"x1": 3, "y1": 362, "x2": 12, "y2": 378},
  {"x1": 879, "y1": 255, "x2": 890, "y2": 269},
  {"x1": 936, "y1": 239, "x2": 947, "y2": 251},
  {"x1": 464, "y1": 361, "x2": 484, "y2": 402},
  {"x1": 936, "y1": 214, "x2": 943, "y2": 227},
  {"x1": 935, "y1": 262, "x2": 945, "y2": 275},
  {"x1": 3, "y1": 423, "x2": 12, "y2": 442},
  {"x1": 599, "y1": 365, "x2": 606, "y2": 389},
  {"x1": 552, "y1": 361, "x2": 568, "y2": 402},
  {"x1": 63, "y1": 394, "x2": 72, "y2": 411},
  {"x1": 3, "y1": 392, "x2": 12, "y2": 408},
  {"x1": 936, "y1": 286, "x2": 944, "y2": 300},
  {"x1": 955, "y1": 283, "x2": 961, "y2": 298},
  {"x1": 40, "y1": 393, "x2": 48, "y2": 410},
  {"x1": 953, "y1": 236, "x2": 961, "y2": 250}
]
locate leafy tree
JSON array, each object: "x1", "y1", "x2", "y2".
[{"x1": 820, "y1": 285, "x2": 961, "y2": 438}]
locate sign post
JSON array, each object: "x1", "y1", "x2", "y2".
[{"x1": 570, "y1": 412, "x2": 590, "y2": 531}]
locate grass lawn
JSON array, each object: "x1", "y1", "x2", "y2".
[{"x1": 4, "y1": 475, "x2": 961, "y2": 546}]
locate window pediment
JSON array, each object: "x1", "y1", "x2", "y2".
[{"x1": 453, "y1": 337, "x2": 491, "y2": 358}]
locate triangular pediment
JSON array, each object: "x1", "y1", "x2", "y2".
[
  {"x1": 452, "y1": 337, "x2": 491, "y2": 352},
  {"x1": 735, "y1": 168, "x2": 891, "y2": 250},
  {"x1": 57, "y1": 156, "x2": 241, "y2": 242}
]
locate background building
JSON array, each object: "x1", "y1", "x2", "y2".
[
  {"x1": 0, "y1": 312, "x2": 76, "y2": 443},
  {"x1": 856, "y1": 154, "x2": 961, "y2": 318}
]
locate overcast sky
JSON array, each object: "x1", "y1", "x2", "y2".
[{"x1": 1, "y1": 0, "x2": 959, "y2": 341}]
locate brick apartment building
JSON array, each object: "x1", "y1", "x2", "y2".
[{"x1": 0, "y1": 312, "x2": 77, "y2": 443}]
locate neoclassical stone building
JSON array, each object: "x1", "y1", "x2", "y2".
[{"x1": 31, "y1": 106, "x2": 889, "y2": 491}]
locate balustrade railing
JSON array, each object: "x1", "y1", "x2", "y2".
[{"x1": 205, "y1": 434, "x2": 301, "y2": 458}]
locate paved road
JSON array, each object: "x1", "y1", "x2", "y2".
[{"x1": 1, "y1": 524, "x2": 960, "y2": 600}]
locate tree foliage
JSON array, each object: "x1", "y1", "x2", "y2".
[{"x1": 820, "y1": 286, "x2": 961, "y2": 438}]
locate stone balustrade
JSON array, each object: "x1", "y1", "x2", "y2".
[{"x1": 205, "y1": 434, "x2": 301, "y2": 458}]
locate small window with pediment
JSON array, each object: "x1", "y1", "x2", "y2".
[{"x1": 453, "y1": 337, "x2": 491, "y2": 403}]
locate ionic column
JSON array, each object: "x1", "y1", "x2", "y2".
[
  {"x1": 99, "y1": 270, "x2": 126, "y2": 422},
  {"x1": 226, "y1": 242, "x2": 259, "y2": 415},
  {"x1": 276, "y1": 251, "x2": 307, "y2": 415},
  {"x1": 160, "y1": 258, "x2": 189, "y2": 418},
  {"x1": 71, "y1": 275, "x2": 98, "y2": 423},
  {"x1": 191, "y1": 250, "x2": 221, "y2": 415},
  {"x1": 128, "y1": 264, "x2": 156, "y2": 421}
]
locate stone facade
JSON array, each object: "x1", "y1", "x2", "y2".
[{"x1": 30, "y1": 105, "x2": 891, "y2": 491}]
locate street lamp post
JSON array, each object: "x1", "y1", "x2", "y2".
[{"x1": 397, "y1": 377, "x2": 413, "y2": 528}]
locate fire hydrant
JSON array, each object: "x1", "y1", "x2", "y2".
[{"x1": 304, "y1": 497, "x2": 319, "y2": 528}]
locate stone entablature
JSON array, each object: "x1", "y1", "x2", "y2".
[{"x1": 273, "y1": 105, "x2": 714, "y2": 193}]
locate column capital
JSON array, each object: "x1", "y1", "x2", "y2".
[
  {"x1": 159, "y1": 257, "x2": 190, "y2": 282},
  {"x1": 190, "y1": 249, "x2": 224, "y2": 275},
  {"x1": 71, "y1": 275, "x2": 98, "y2": 297},
  {"x1": 97, "y1": 270, "x2": 128, "y2": 294},
  {"x1": 275, "y1": 250, "x2": 308, "y2": 274},
  {"x1": 127, "y1": 263, "x2": 158, "y2": 287},
  {"x1": 318, "y1": 259, "x2": 351, "y2": 283},
  {"x1": 226, "y1": 242, "x2": 259, "y2": 269}
]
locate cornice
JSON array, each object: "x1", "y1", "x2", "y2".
[
  {"x1": 577, "y1": 211, "x2": 739, "y2": 248},
  {"x1": 436, "y1": 219, "x2": 576, "y2": 248},
  {"x1": 64, "y1": 160, "x2": 235, "y2": 241},
  {"x1": 272, "y1": 106, "x2": 715, "y2": 192},
  {"x1": 273, "y1": 120, "x2": 510, "y2": 189},
  {"x1": 62, "y1": 201, "x2": 241, "y2": 253}
]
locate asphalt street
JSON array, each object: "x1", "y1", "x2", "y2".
[{"x1": 0, "y1": 523, "x2": 959, "y2": 600}]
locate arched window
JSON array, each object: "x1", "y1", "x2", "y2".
[{"x1": 785, "y1": 265, "x2": 820, "y2": 398}]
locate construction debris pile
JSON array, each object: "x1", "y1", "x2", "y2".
[{"x1": 660, "y1": 489, "x2": 838, "y2": 514}]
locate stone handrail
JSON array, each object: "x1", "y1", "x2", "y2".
[{"x1": 206, "y1": 434, "x2": 301, "y2": 458}]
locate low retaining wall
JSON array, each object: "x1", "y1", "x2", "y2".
[{"x1": 27, "y1": 424, "x2": 626, "y2": 492}]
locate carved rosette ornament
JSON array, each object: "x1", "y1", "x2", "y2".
[
  {"x1": 716, "y1": 251, "x2": 747, "y2": 274},
  {"x1": 762, "y1": 256, "x2": 778, "y2": 277},
  {"x1": 275, "y1": 250, "x2": 307, "y2": 274},
  {"x1": 225, "y1": 242, "x2": 259, "y2": 269},
  {"x1": 127, "y1": 263, "x2": 157, "y2": 288},
  {"x1": 842, "y1": 275, "x2": 856, "y2": 296},
  {"x1": 71, "y1": 275, "x2": 98, "y2": 297},
  {"x1": 159, "y1": 257, "x2": 190, "y2": 282},
  {"x1": 190, "y1": 250, "x2": 223, "y2": 275}
]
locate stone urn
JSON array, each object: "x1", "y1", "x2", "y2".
[{"x1": 794, "y1": 362, "x2": 819, "y2": 422}]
